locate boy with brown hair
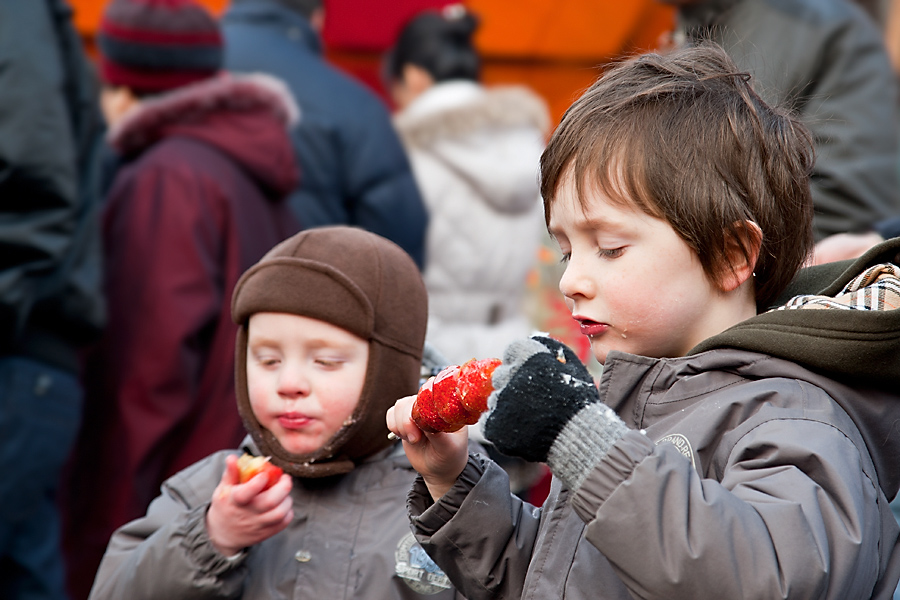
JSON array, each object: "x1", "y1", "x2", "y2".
[
  {"x1": 388, "y1": 43, "x2": 900, "y2": 599},
  {"x1": 88, "y1": 227, "x2": 465, "y2": 599}
]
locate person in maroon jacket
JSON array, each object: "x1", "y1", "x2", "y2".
[{"x1": 60, "y1": 1, "x2": 301, "y2": 598}]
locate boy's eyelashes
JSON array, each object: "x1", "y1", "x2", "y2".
[
  {"x1": 250, "y1": 350, "x2": 349, "y2": 370},
  {"x1": 250, "y1": 352, "x2": 281, "y2": 368},
  {"x1": 558, "y1": 247, "x2": 625, "y2": 264},
  {"x1": 314, "y1": 357, "x2": 345, "y2": 368},
  {"x1": 597, "y1": 247, "x2": 625, "y2": 259}
]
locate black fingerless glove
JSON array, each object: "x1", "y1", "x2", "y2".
[{"x1": 483, "y1": 336, "x2": 631, "y2": 490}]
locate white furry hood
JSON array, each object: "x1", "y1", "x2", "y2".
[{"x1": 393, "y1": 82, "x2": 549, "y2": 215}]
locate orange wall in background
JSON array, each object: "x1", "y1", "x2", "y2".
[
  {"x1": 469, "y1": 0, "x2": 673, "y2": 61},
  {"x1": 72, "y1": 0, "x2": 227, "y2": 34},
  {"x1": 68, "y1": 0, "x2": 675, "y2": 124},
  {"x1": 71, "y1": 0, "x2": 673, "y2": 60}
]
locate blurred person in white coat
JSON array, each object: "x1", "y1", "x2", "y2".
[{"x1": 385, "y1": 5, "x2": 550, "y2": 369}]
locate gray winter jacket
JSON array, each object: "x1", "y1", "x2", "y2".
[
  {"x1": 677, "y1": 0, "x2": 900, "y2": 241},
  {"x1": 408, "y1": 239, "x2": 900, "y2": 599},
  {"x1": 89, "y1": 439, "x2": 465, "y2": 599}
]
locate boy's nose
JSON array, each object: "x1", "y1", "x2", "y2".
[
  {"x1": 277, "y1": 367, "x2": 310, "y2": 398},
  {"x1": 559, "y1": 257, "x2": 596, "y2": 300}
]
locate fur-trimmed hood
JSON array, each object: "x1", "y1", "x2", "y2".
[
  {"x1": 109, "y1": 72, "x2": 300, "y2": 197},
  {"x1": 393, "y1": 82, "x2": 549, "y2": 215},
  {"x1": 394, "y1": 83, "x2": 550, "y2": 149}
]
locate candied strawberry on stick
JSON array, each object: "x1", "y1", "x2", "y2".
[
  {"x1": 410, "y1": 357, "x2": 501, "y2": 434},
  {"x1": 432, "y1": 365, "x2": 478, "y2": 429},
  {"x1": 457, "y1": 357, "x2": 502, "y2": 416},
  {"x1": 411, "y1": 377, "x2": 451, "y2": 433},
  {"x1": 235, "y1": 453, "x2": 283, "y2": 490}
]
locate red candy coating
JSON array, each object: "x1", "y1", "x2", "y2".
[
  {"x1": 411, "y1": 378, "x2": 448, "y2": 433},
  {"x1": 411, "y1": 357, "x2": 500, "y2": 433},
  {"x1": 458, "y1": 357, "x2": 502, "y2": 415},
  {"x1": 433, "y1": 365, "x2": 475, "y2": 427}
]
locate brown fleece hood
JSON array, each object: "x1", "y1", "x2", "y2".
[{"x1": 231, "y1": 226, "x2": 427, "y2": 478}]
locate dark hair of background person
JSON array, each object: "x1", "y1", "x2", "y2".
[{"x1": 384, "y1": 6, "x2": 481, "y2": 83}]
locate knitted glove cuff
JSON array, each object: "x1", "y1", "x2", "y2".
[{"x1": 547, "y1": 402, "x2": 630, "y2": 491}]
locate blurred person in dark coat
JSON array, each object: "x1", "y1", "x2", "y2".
[
  {"x1": 60, "y1": 1, "x2": 300, "y2": 597},
  {"x1": 0, "y1": 0, "x2": 106, "y2": 597},
  {"x1": 659, "y1": 0, "x2": 900, "y2": 243},
  {"x1": 221, "y1": 0, "x2": 429, "y2": 269}
]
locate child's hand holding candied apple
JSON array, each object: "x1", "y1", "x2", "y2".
[
  {"x1": 386, "y1": 357, "x2": 500, "y2": 500},
  {"x1": 205, "y1": 453, "x2": 293, "y2": 557}
]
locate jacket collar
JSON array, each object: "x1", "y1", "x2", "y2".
[
  {"x1": 600, "y1": 349, "x2": 771, "y2": 429},
  {"x1": 691, "y1": 237, "x2": 900, "y2": 390},
  {"x1": 224, "y1": 0, "x2": 322, "y2": 55}
]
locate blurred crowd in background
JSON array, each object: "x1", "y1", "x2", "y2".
[{"x1": 2, "y1": 0, "x2": 900, "y2": 598}]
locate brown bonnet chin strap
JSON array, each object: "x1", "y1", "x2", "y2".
[{"x1": 252, "y1": 427, "x2": 356, "y2": 478}]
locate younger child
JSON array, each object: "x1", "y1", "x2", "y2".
[
  {"x1": 387, "y1": 44, "x2": 900, "y2": 599},
  {"x1": 89, "y1": 226, "x2": 465, "y2": 599}
]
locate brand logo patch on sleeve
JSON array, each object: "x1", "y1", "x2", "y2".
[
  {"x1": 395, "y1": 532, "x2": 452, "y2": 594},
  {"x1": 656, "y1": 433, "x2": 696, "y2": 469}
]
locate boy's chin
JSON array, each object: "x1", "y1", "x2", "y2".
[
  {"x1": 272, "y1": 432, "x2": 324, "y2": 457},
  {"x1": 590, "y1": 341, "x2": 610, "y2": 365}
]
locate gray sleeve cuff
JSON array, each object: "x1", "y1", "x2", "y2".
[
  {"x1": 178, "y1": 504, "x2": 248, "y2": 577},
  {"x1": 547, "y1": 402, "x2": 631, "y2": 491},
  {"x1": 408, "y1": 453, "x2": 487, "y2": 537}
]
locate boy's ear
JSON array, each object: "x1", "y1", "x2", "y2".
[{"x1": 719, "y1": 220, "x2": 763, "y2": 292}]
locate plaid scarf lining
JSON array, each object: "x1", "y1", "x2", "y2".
[{"x1": 774, "y1": 264, "x2": 900, "y2": 312}]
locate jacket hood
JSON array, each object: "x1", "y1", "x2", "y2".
[
  {"x1": 108, "y1": 72, "x2": 300, "y2": 198},
  {"x1": 692, "y1": 237, "x2": 900, "y2": 388},
  {"x1": 225, "y1": 0, "x2": 323, "y2": 55},
  {"x1": 690, "y1": 236, "x2": 900, "y2": 497},
  {"x1": 394, "y1": 83, "x2": 549, "y2": 215}
]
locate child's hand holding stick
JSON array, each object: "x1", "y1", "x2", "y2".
[{"x1": 386, "y1": 394, "x2": 470, "y2": 501}]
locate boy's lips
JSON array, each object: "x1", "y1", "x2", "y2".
[
  {"x1": 278, "y1": 413, "x2": 312, "y2": 429},
  {"x1": 574, "y1": 316, "x2": 609, "y2": 337}
]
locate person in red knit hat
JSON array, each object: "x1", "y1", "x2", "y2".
[
  {"x1": 60, "y1": 1, "x2": 302, "y2": 598},
  {"x1": 95, "y1": 0, "x2": 224, "y2": 94}
]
